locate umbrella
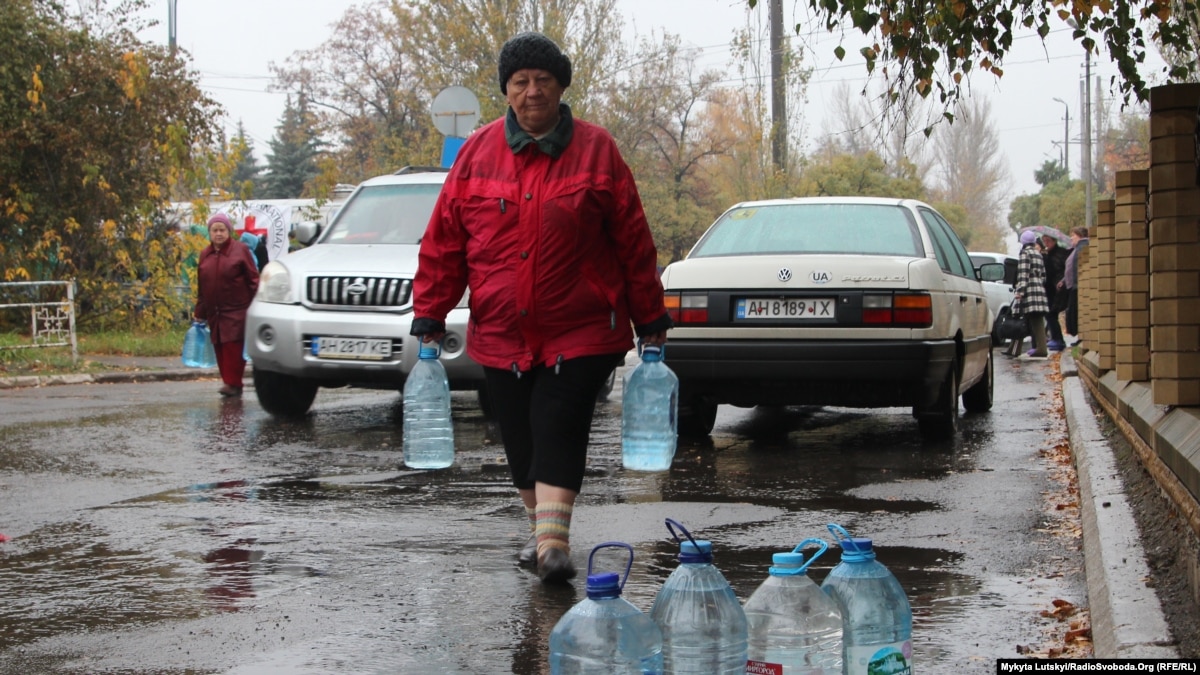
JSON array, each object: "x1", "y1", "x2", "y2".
[{"x1": 1019, "y1": 225, "x2": 1071, "y2": 248}]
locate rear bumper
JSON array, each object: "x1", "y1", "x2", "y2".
[{"x1": 663, "y1": 339, "x2": 957, "y2": 408}]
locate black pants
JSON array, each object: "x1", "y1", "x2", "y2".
[
  {"x1": 1046, "y1": 309, "x2": 1064, "y2": 343},
  {"x1": 483, "y1": 352, "x2": 625, "y2": 493},
  {"x1": 1065, "y1": 287, "x2": 1080, "y2": 335}
]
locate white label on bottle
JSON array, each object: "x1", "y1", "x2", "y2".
[
  {"x1": 746, "y1": 660, "x2": 783, "y2": 675},
  {"x1": 845, "y1": 641, "x2": 912, "y2": 675}
]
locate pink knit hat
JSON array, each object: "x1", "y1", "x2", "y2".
[{"x1": 207, "y1": 213, "x2": 233, "y2": 230}]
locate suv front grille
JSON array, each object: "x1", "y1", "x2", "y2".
[{"x1": 306, "y1": 276, "x2": 412, "y2": 307}]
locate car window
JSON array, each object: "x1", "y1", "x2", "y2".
[
  {"x1": 689, "y1": 203, "x2": 924, "y2": 258},
  {"x1": 921, "y1": 210, "x2": 971, "y2": 278},
  {"x1": 323, "y1": 183, "x2": 443, "y2": 245}
]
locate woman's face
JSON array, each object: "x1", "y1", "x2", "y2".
[{"x1": 209, "y1": 222, "x2": 231, "y2": 247}]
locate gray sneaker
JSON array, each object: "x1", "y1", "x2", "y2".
[{"x1": 537, "y1": 547, "x2": 576, "y2": 584}]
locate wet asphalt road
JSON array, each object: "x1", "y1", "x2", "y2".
[{"x1": 0, "y1": 354, "x2": 1081, "y2": 674}]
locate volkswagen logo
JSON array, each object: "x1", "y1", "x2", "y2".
[
  {"x1": 346, "y1": 280, "x2": 368, "y2": 295},
  {"x1": 777, "y1": 268, "x2": 792, "y2": 282}
]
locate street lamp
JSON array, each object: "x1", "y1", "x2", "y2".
[{"x1": 1052, "y1": 97, "x2": 1070, "y2": 176}]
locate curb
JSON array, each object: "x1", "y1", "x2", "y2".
[
  {"x1": 1060, "y1": 352, "x2": 1179, "y2": 658},
  {"x1": 0, "y1": 367, "x2": 221, "y2": 390}
]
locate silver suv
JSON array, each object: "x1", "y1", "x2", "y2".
[{"x1": 245, "y1": 167, "x2": 483, "y2": 416}]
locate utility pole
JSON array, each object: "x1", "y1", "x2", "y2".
[
  {"x1": 769, "y1": 0, "x2": 786, "y2": 171},
  {"x1": 1082, "y1": 50, "x2": 1093, "y2": 232},
  {"x1": 168, "y1": 0, "x2": 178, "y2": 55}
]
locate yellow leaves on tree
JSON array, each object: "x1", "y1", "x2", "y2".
[{"x1": 26, "y1": 65, "x2": 44, "y2": 112}]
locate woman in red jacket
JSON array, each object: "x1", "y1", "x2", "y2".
[
  {"x1": 195, "y1": 213, "x2": 260, "y2": 396},
  {"x1": 412, "y1": 32, "x2": 671, "y2": 584}
]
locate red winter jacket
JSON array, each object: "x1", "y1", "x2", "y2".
[
  {"x1": 195, "y1": 239, "x2": 259, "y2": 344},
  {"x1": 413, "y1": 113, "x2": 669, "y2": 372}
]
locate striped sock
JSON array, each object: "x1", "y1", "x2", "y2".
[{"x1": 534, "y1": 501, "x2": 573, "y2": 558}]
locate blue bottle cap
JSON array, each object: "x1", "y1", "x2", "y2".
[
  {"x1": 771, "y1": 551, "x2": 807, "y2": 568},
  {"x1": 641, "y1": 345, "x2": 662, "y2": 361},
  {"x1": 418, "y1": 343, "x2": 439, "y2": 359},
  {"x1": 586, "y1": 572, "x2": 622, "y2": 599},
  {"x1": 839, "y1": 537, "x2": 876, "y2": 562},
  {"x1": 679, "y1": 539, "x2": 714, "y2": 563}
]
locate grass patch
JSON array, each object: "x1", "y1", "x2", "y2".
[{"x1": 0, "y1": 327, "x2": 187, "y2": 377}]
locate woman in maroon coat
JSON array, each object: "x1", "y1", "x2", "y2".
[{"x1": 194, "y1": 213, "x2": 259, "y2": 396}]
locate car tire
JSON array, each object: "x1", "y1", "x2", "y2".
[
  {"x1": 253, "y1": 368, "x2": 318, "y2": 417},
  {"x1": 678, "y1": 391, "x2": 718, "y2": 437},
  {"x1": 917, "y1": 357, "x2": 959, "y2": 440},
  {"x1": 962, "y1": 347, "x2": 994, "y2": 413}
]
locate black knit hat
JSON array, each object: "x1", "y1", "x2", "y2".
[{"x1": 498, "y1": 32, "x2": 572, "y2": 94}]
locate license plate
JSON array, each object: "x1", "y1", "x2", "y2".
[
  {"x1": 736, "y1": 297, "x2": 835, "y2": 320},
  {"x1": 312, "y1": 336, "x2": 393, "y2": 360}
]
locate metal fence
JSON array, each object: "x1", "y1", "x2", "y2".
[{"x1": 0, "y1": 280, "x2": 77, "y2": 363}]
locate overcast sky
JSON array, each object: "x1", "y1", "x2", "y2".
[{"x1": 138, "y1": 0, "x2": 1170, "y2": 209}]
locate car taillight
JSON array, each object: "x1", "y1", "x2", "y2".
[
  {"x1": 863, "y1": 292, "x2": 932, "y2": 327},
  {"x1": 665, "y1": 292, "x2": 708, "y2": 325}
]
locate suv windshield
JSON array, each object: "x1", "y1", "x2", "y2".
[
  {"x1": 691, "y1": 203, "x2": 923, "y2": 258},
  {"x1": 322, "y1": 183, "x2": 443, "y2": 245}
]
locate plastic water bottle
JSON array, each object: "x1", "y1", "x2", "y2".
[
  {"x1": 621, "y1": 344, "x2": 678, "y2": 471},
  {"x1": 182, "y1": 321, "x2": 216, "y2": 368},
  {"x1": 402, "y1": 343, "x2": 454, "y2": 469},
  {"x1": 744, "y1": 538, "x2": 843, "y2": 675},
  {"x1": 650, "y1": 519, "x2": 747, "y2": 674},
  {"x1": 549, "y1": 542, "x2": 664, "y2": 674},
  {"x1": 820, "y1": 524, "x2": 912, "y2": 675}
]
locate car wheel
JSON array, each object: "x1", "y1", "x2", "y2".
[
  {"x1": 596, "y1": 368, "x2": 616, "y2": 402},
  {"x1": 253, "y1": 368, "x2": 318, "y2": 417},
  {"x1": 962, "y1": 347, "x2": 994, "y2": 413},
  {"x1": 916, "y1": 357, "x2": 959, "y2": 440},
  {"x1": 678, "y1": 391, "x2": 718, "y2": 437}
]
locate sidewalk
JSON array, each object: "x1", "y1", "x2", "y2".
[{"x1": 0, "y1": 350, "x2": 1181, "y2": 657}]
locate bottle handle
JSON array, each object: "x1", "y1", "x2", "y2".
[
  {"x1": 587, "y1": 541, "x2": 635, "y2": 590},
  {"x1": 827, "y1": 523, "x2": 866, "y2": 555},
  {"x1": 665, "y1": 518, "x2": 699, "y2": 550},
  {"x1": 770, "y1": 537, "x2": 829, "y2": 576}
]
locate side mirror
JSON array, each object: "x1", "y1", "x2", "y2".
[
  {"x1": 979, "y1": 262, "x2": 1006, "y2": 283},
  {"x1": 294, "y1": 221, "x2": 320, "y2": 246}
]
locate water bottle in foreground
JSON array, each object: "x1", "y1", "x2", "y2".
[
  {"x1": 744, "y1": 537, "x2": 843, "y2": 675},
  {"x1": 182, "y1": 321, "x2": 217, "y2": 369},
  {"x1": 402, "y1": 343, "x2": 454, "y2": 469},
  {"x1": 621, "y1": 344, "x2": 678, "y2": 471},
  {"x1": 650, "y1": 518, "x2": 747, "y2": 674},
  {"x1": 820, "y1": 524, "x2": 912, "y2": 675},
  {"x1": 549, "y1": 542, "x2": 664, "y2": 674}
]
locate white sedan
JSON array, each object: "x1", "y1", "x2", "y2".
[{"x1": 660, "y1": 196, "x2": 1000, "y2": 440}]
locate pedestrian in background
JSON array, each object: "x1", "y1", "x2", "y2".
[
  {"x1": 1060, "y1": 226, "x2": 1090, "y2": 345},
  {"x1": 194, "y1": 213, "x2": 260, "y2": 397},
  {"x1": 410, "y1": 32, "x2": 671, "y2": 584},
  {"x1": 1006, "y1": 229, "x2": 1050, "y2": 359},
  {"x1": 1041, "y1": 233, "x2": 1070, "y2": 351}
]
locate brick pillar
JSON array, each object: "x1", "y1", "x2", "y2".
[
  {"x1": 1079, "y1": 226, "x2": 1097, "y2": 346},
  {"x1": 1114, "y1": 170, "x2": 1151, "y2": 382},
  {"x1": 1148, "y1": 83, "x2": 1200, "y2": 406},
  {"x1": 1095, "y1": 198, "x2": 1116, "y2": 371}
]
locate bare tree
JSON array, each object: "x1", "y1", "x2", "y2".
[{"x1": 930, "y1": 96, "x2": 1011, "y2": 249}]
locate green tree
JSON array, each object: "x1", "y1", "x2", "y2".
[
  {"x1": 1034, "y1": 159, "x2": 1069, "y2": 187},
  {"x1": 229, "y1": 121, "x2": 262, "y2": 200},
  {"x1": 259, "y1": 95, "x2": 323, "y2": 199},
  {"x1": 0, "y1": 0, "x2": 219, "y2": 329},
  {"x1": 747, "y1": 0, "x2": 1198, "y2": 117}
]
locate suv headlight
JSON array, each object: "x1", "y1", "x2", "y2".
[{"x1": 256, "y1": 261, "x2": 294, "y2": 304}]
